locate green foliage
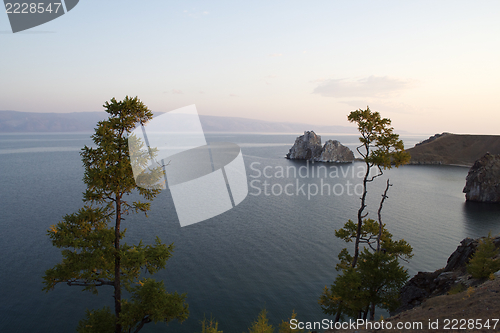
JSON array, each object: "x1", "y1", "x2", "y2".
[
  {"x1": 467, "y1": 233, "x2": 500, "y2": 279},
  {"x1": 356, "y1": 249, "x2": 409, "y2": 313},
  {"x1": 43, "y1": 206, "x2": 115, "y2": 294},
  {"x1": 201, "y1": 315, "x2": 223, "y2": 333},
  {"x1": 346, "y1": 107, "x2": 410, "y2": 268},
  {"x1": 347, "y1": 107, "x2": 410, "y2": 169},
  {"x1": 77, "y1": 307, "x2": 116, "y2": 333},
  {"x1": 278, "y1": 311, "x2": 309, "y2": 333},
  {"x1": 335, "y1": 218, "x2": 413, "y2": 268},
  {"x1": 448, "y1": 283, "x2": 465, "y2": 295},
  {"x1": 43, "y1": 96, "x2": 188, "y2": 333},
  {"x1": 248, "y1": 309, "x2": 274, "y2": 333},
  {"x1": 318, "y1": 188, "x2": 413, "y2": 320},
  {"x1": 319, "y1": 266, "x2": 365, "y2": 321},
  {"x1": 120, "y1": 279, "x2": 189, "y2": 331},
  {"x1": 320, "y1": 247, "x2": 409, "y2": 320}
]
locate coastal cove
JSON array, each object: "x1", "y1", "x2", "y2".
[{"x1": 1, "y1": 132, "x2": 500, "y2": 332}]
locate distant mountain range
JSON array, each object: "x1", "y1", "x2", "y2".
[{"x1": 0, "y1": 110, "x2": 358, "y2": 134}]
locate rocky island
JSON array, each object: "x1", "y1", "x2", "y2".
[{"x1": 285, "y1": 131, "x2": 355, "y2": 163}]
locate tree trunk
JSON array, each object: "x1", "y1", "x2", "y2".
[
  {"x1": 114, "y1": 196, "x2": 122, "y2": 333},
  {"x1": 377, "y1": 179, "x2": 391, "y2": 252},
  {"x1": 363, "y1": 306, "x2": 368, "y2": 320},
  {"x1": 352, "y1": 158, "x2": 370, "y2": 267},
  {"x1": 335, "y1": 309, "x2": 341, "y2": 323}
]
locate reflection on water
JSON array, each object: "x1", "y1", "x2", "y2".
[{"x1": 462, "y1": 201, "x2": 500, "y2": 232}]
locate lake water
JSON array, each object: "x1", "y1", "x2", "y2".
[{"x1": 1, "y1": 132, "x2": 499, "y2": 332}]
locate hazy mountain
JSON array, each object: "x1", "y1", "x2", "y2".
[
  {"x1": 0, "y1": 110, "x2": 358, "y2": 134},
  {"x1": 0, "y1": 111, "x2": 107, "y2": 133}
]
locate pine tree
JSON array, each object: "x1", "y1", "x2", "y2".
[
  {"x1": 278, "y1": 311, "x2": 309, "y2": 333},
  {"x1": 467, "y1": 233, "x2": 500, "y2": 279},
  {"x1": 248, "y1": 309, "x2": 274, "y2": 333},
  {"x1": 346, "y1": 107, "x2": 410, "y2": 267},
  {"x1": 43, "y1": 96, "x2": 188, "y2": 333},
  {"x1": 320, "y1": 107, "x2": 412, "y2": 322},
  {"x1": 201, "y1": 315, "x2": 223, "y2": 333}
]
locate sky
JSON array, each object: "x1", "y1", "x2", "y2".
[{"x1": 1, "y1": 1, "x2": 499, "y2": 134}]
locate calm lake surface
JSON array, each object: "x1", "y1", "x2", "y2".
[{"x1": 1, "y1": 132, "x2": 499, "y2": 332}]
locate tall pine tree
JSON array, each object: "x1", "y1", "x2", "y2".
[
  {"x1": 43, "y1": 96, "x2": 188, "y2": 333},
  {"x1": 319, "y1": 107, "x2": 412, "y2": 322}
]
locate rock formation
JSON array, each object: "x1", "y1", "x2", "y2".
[
  {"x1": 285, "y1": 131, "x2": 354, "y2": 163},
  {"x1": 319, "y1": 139, "x2": 355, "y2": 162},
  {"x1": 285, "y1": 131, "x2": 323, "y2": 160},
  {"x1": 463, "y1": 153, "x2": 500, "y2": 203},
  {"x1": 392, "y1": 236, "x2": 500, "y2": 316}
]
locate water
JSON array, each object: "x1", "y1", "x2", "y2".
[{"x1": 1, "y1": 133, "x2": 499, "y2": 332}]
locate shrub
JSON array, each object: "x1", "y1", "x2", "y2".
[{"x1": 467, "y1": 233, "x2": 500, "y2": 279}]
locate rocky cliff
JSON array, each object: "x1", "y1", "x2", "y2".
[
  {"x1": 407, "y1": 133, "x2": 500, "y2": 166},
  {"x1": 463, "y1": 153, "x2": 500, "y2": 202},
  {"x1": 392, "y1": 235, "x2": 500, "y2": 316},
  {"x1": 285, "y1": 131, "x2": 354, "y2": 162}
]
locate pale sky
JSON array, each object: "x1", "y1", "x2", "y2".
[{"x1": 1, "y1": 1, "x2": 499, "y2": 134}]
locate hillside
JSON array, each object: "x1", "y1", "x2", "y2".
[
  {"x1": 0, "y1": 110, "x2": 357, "y2": 134},
  {"x1": 328, "y1": 278, "x2": 500, "y2": 333},
  {"x1": 406, "y1": 133, "x2": 500, "y2": 166}
]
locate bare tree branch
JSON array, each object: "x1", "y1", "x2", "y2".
[
  {"x1": 66, "y1": 279, "x2": 114, "y2": 287},
  {"x1": 132, "y1": 316, "x2": 151, "y2": 333}
]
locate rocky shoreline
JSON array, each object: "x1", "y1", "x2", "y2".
[
  {"x1": 392, "y1": 235, "x2": 500, "y2": 316},
  {"x1": 326, "y1": 235, "x2": 500, "y2": 333}
]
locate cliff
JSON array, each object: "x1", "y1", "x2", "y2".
[
  {"x1": 406, "y1": 133, "x2": 500, "y2": 166},
  {"x1": 463, "y1": 153, "x2": 500, "y2": 203},
  {"x1": 393, "y1": 236, "x2": 500, "y2": 315},
  {"x1": 285, "y1": 131, "x2": 354, "y2": 163}
]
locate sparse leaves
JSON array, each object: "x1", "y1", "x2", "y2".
[{"x1": 347, "y1": 106, "x2": 410, "y2": 268}]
